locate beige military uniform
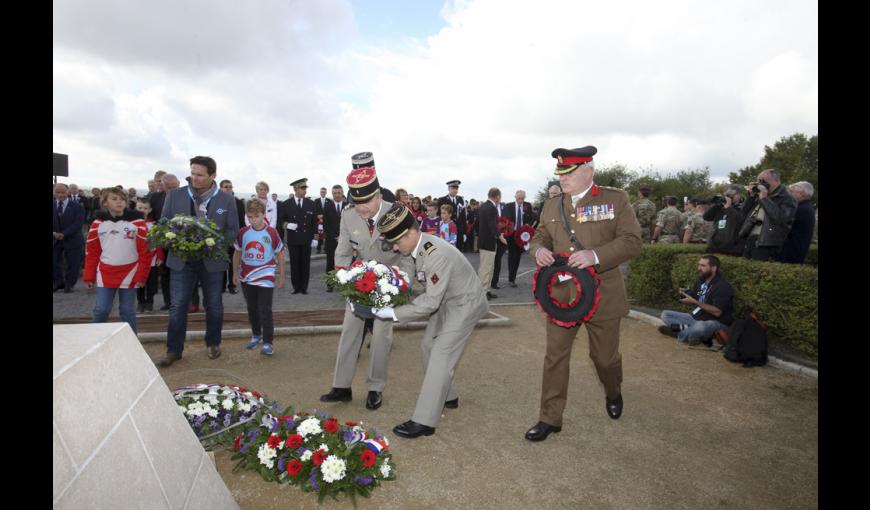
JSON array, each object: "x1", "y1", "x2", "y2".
[
  {"x1": 529, "y1": 186, "x2": 642, "y2": 427},
  {"x1": 684, "y1": 211, "x2": 713, "y2": 243},
  {"x1": 655, "y1": 207, "x2": 683, "y2": 243},
  {"x1": 631, "y1": 198, "x2": 656, "y2": 243},
  {"x1": 331, "y1": 200, "x2": 415, "y2": 392},
  {"x1": 392, "y1": 233, "x2": 490, "y2": 428}
]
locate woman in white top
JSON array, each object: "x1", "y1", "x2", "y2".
[{"x1": 245, "y1": 181, "x2": 278, "y2": 227}]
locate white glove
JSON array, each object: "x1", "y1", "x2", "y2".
[
  {"x1": 287, "y1": 222, "x2": 298, "y2": 231},
  {"x1": 373, "y1": 307, "x2": 397, "y2": 321},
  {"x1": 311, "y1": 239, "x2": 318, "y2": 248}
]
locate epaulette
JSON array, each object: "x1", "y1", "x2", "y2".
[{"x1": 423, "y1": 241, "x2": 436, "y2": 255}]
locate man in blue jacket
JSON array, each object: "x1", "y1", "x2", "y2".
[
  {"x1": 777, "y1": 181, "x2": 815, "y2": 264},
  {"x1": 53, "y1": 183, "x2": 86, "y2": 293},
  {"x1": 157, "y1": 156, "x2": 239, "y2": 367}
]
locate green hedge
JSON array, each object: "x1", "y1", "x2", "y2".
[
  {"x1": 805, "y1": 244, "x2": 818, "y2": 266},
  {"x1": 627, "y1": 244, "x2": 818, "y2": 360},
  {"x1": 625, "y1": 244, "x2": 708, "y2": 307}
]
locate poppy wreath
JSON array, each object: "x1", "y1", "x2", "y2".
[
  {"x1": 532, "y1": 253, "x2": 600, "y2": 327},
  {"x1": 497, "y1": 216, "x2": 515, "y2": 237},
  {"x1": 513, "y1": 225, "x2": 535, "y2": 250}
]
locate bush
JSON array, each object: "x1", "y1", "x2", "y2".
[
  {"x1": 626, "y1": 244, "x2": 708, "y2": 307},
  {"x1": 804, "y1": 244, "x2": 818, "y2": 266},
  {"x1": 670, "y1": 254, "x2": 818, "y2": 360}
]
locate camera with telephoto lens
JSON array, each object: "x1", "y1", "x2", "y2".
[{"x1": 710, "y1": 195, "x2": 726, "y2": 205}]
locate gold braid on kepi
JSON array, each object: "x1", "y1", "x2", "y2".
[{"x1": 377, "y1": 203, "x2": 416, "y2": 242}]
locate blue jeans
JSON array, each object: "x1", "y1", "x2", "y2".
[
  {"x1": 93, "y1": 287, "x2": 137, "y2": 334},
  {"x1": 660, "y1": 310, "x2": 722, "y2": 343},
  {"x1": 166, "y1": 262, "x2": 225, "y2": 355}
]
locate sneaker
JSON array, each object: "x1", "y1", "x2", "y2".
[
  {"x1": 245, "y1": 336, "x2": 262, "y2": 349},
  {"x1": 261, "y1": 344, "x2": 274, "y2": 356}
]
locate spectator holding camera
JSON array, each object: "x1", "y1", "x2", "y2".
[
  {"x1": 703, "y1": 185, "x2": 746, "y2": 256},
  {"x1": 659, "y1": 255, "x2": 734, "y2": 346},
  {"x1": 737, "y1": 169, "x2": 797, "y2": 261},
  {"x1": 777, "y1": 181, "x2": 816, "y2": 264}
]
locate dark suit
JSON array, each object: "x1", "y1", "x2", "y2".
[
  {"x1": 438, "y1": 194, "x2": 467, "y2": 250},
  {"x1": 322, "y1": 199, "x2": 346, "y2": 275},
  {"x1": 313, "y1": 196, "x2": 331, "y2": 253},
  {"x1": 502, "y1": 201, "x2": 535, "y2": 283},
  {"x1": 149, "y1": 191, "x2": 167, "y2": 221},
  {"x1": 490, "y1": 203, "x2": 507, "y2": 287},
  {"x1": 53, "y1": 199, "x2": 86, "y2": 290},
  {"x1": 224, "y1": 197, "x2": 247, "y2": 291},
  {"x1": 279, "y1": 196, "x2": 317, "y2": 292},
  {"x1": 465, "y1": 207, "x2": 479, "y2": 251},
  {"x1": 477, "y1": 201, "x2": 499, "y2": 252}
]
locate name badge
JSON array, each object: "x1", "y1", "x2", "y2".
[
  {"x1": 216, "y1": 208, "x2": 225, "y2": 215},
  {"x1": 718, "y1": 219, "x2": 727, "y2": 229}
]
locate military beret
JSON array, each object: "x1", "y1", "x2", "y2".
[
  {"x1": 446, "y1": 180, "x2": 461, "y2": 187},
  {"x1": 290, "y1": 178, "x2": 308, "y2": 187},
  {"x1": 377, "y1": 203, "x2": 416, "y2": 242},
  {"x1": 552, "y1": 146, "x2": 597, "y2": 175},
  {"x1": 639, "y1": 186, "x2": 651, "y2": 193}
]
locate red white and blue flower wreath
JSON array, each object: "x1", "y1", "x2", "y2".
[{"x1": 532, "y1": 252, "x2": 601, "y2": 327}]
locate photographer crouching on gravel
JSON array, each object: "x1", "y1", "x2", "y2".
[
  {"x1": 659, "y1": 255, "x2": 734, "y2": 347},
  {"x1": 703, "y1": 184, "x2": 746, "y2": 256},
  {"x1": 737, "y1": 169, "x2": 797, "y2": 261}
]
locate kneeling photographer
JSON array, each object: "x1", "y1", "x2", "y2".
[
  {"x1": 737, "y1": 169, "x2": 797, "y2": 261},
  {"x1": 703, "y1": 185, "x2": 746, "y2": 256},
  {"x1": 659, "y1": 255, "x2": 734, "y2": 347}
]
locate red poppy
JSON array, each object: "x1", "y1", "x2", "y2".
[
  {"x1": 361, "y1": 450, "x2": 376, "y2": 468},
  {"x1": 355, "y1": 272, "x2": 377, "y2": 293},
  {"x1": 267, "y1": 434, "x2": 282, "y2": 449},
  {"x1": 251, "y1": 391, "x2": 262, "y2": 398},
  {"x1": 313, "y1": 450, "x2": 327, "y2": 467},
  {"x1": 591, "y1": 184, "x2": 600, "y2": 197},
  {"x1": 345, "y1": 421, "x2": 358, "y2": 427},
  {"x1": 233, "y1": 433, "x2": 243, "y2": 451},
  {"x1": 323, "y1": 418, "x2": 340, "y2": 433},
  {"x1": 287, "y1": 460, "x2": 303, "y2": 476},
  {"x1": 285, "y1": 434, "x2": 303, "y2": 449}
]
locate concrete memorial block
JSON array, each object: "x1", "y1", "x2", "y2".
[{"x1": 53, "y1": 323, "x2": 239, "y2": 509}]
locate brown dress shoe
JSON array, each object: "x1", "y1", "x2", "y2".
[
  {"x1": 157, "y1": 352, "x2": 182, "y2": 367},
  {"x1": 207, "y1": 345, "x2": 221, "y2": 359}
]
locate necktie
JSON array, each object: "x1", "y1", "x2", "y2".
[
  {"x1": 57, "y1": 201, "x2": 64, "y2": 228},
  {"x1": 336, "y1": 203, "x2": 341, "y2": 214},
  {"x1": 367, "y1": 218, "x2": 375, "y2": 234},
  {"x1": 517, "y1": 203, "x2": 522, "y2": 226},
  {"x1": 298, "y1": 198, "x2": 302, "y2": 208}
]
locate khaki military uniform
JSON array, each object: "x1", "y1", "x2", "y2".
[
  {"x1": 631, "y1": 198, "x2": 656, "y2": 243},
  {"x1": 331, "y1": 200, "x2": 415, "y2": 392},
  {"x1": 655, "y1": 207, "x2": 683, "y2": 243},
  {"x1": 684, "y1": 211, "x2": 713, "y2": 243},
  {"x1": 529, "y1": 186, "x2": 642, "y2": 427},
  {"x1": 393, "y1": 233, "x2": 490, "y2": 428}
]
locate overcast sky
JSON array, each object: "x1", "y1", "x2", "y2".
[{"x1": 53, "y1": 0, "x2": 817, "y2": 199}]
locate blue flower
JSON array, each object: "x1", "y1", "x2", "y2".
[
  {"x1": 355, "y1": 476, "x2": 374, "y2": 486},
  {"x1": 277, "y1": 457, "x2": 286, "y2": 472},
  {"x1": 342, "y1": 430, "x2": 354, "y2": 442},
  {"x1": 309, "y1": 470, "x2": 320, "y2": 490}
]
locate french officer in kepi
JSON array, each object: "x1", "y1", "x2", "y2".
[
  {"x1": 319, "y1": 153, "x2": 416, "y2": 411},
  {"x1": 371, "y1": 204, "x2": 490, "y2": 438},
  {"x1": 525, "y1": 146, "x2": 642, "y2": 442}
]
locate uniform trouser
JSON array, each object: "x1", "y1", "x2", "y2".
[
  {"x1": 332, "y1": 303, "x2": 394, "y2": 392},
  {"x1": 640, "y1": 227, "x2": 651, "y2": 243},
  {"x1": 136, "y1": 268, "x2": 159, "y2": 305},
  {"x1": 507, "y1": 242, "x2": 523, "y2": 282},
  {"x1": 287, "y1": 244, "x2": 312, "y2": 291},
  {"x1": 478, "y1": 249, "x2": 496, "y2": 292},
  {"x1": 412, "y1": 308, "x2": 474, "y2": 428},
  {"x1": 491, "y1": 242, "x2": 507, "y2": 287},
  {"x1": 325, "y1": 237, "x2": 338, "y2": 276},
  {"x1": 539, "y1": 281, "x2": 623, "y2": 426},
  {"x1": 241, "y1": 283, "x2": 274, "y2": 343}
]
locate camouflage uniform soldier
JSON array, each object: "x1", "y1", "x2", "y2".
[
  {"x1": 683, "y1": 206, "x2": 714, "y2": 244},
  {"x1": 631, "y1": 186, "x2": 656, "y2": 243},
  {"x1": 653, "y1": 197, "x2": 683, "y2": 244}
]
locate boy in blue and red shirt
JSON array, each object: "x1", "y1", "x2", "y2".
[{"x1": 232, "y1": 199, "x2": 285, "y2": 355}]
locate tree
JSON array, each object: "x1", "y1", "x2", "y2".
[{"x1": 728, "y1": 133, "x2": 818, "y2": 203}]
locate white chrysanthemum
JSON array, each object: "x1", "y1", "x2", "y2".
[
  {"x1": 380, "y1": 460, "x2": 392, "y2": 478},
  {"x1": 297, "y1": 417, "x2": 323, "y2": 438},
  {"x1": 221, "y1": 399, "x2": 235, "y2": 411},
  {"x1": 257, "y1": 444, "x2": 277, "y2": 468},
  {"x1": 336, "y1": 269, "x2": 349, "y2": 284},
  {"x1": 382, "y1": 294, "x2": 392, "y2": 304},
  {"x1": 366, "y1": 260, "x2": 377, "y2": 269},
  {"x1": 320, "y1": 455, "x2": 347, "y2": 483},
  {"x1": 207, "y1": 408, "x2": 218, "y2": 418},
  {"x1": 238, "y1": 402, "x2": 252, "y2": 413},
  {"x1": 300, "y1": 450, "x2": 313, "y2": 462},
  {"x1": 318, "y1": 444, "x2": 329, "y2": 453}
]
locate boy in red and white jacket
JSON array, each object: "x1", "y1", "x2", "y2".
[
  {"x1": 83, "y1": 188, "x2": 152, "y2": 334},
  {"x1": 134, "y1": 198, "x2": 165, "y2": 313}
]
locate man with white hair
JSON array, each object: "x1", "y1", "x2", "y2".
[
  {"x1": 737, "y1": 169, "x2": 797, "y2": 261},
  {"x1": 778, "y1": 181, "x2": 816, "y2": 264}
]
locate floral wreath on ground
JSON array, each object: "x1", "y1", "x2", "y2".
[
  {"x1": 147, "y1": 214, "x2": 231, "y2": 263},
  {"x1": 173, "y1": 383, "x2": 279, "y2": 450},
  {"x1": 323, "y1": 260, "x2": 411, "y2": 319},
  {"x1": 231, "y1": 407, "x2": 397, "y2": 504}
]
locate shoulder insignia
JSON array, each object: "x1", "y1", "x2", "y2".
[
  {"x1": 430, "y1": 273, "x2": 440, "y2": 284},
  {"x1": 424, "y1": 242, "x2": 436, "y2": 254}
]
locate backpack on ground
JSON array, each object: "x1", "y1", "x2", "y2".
[{"x1": 723, "y1": 311, "x2": 768, "y2": 367}]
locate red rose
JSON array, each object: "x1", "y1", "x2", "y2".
[
  {"x1": 285, "y1": 434, "x2": 303, "y2": 449},
  {"x1": 361, "y1": 450, "x2": 376, "y2": 468},
  {"x1": 323, "y1": 418, "x2": 339, "y2": 433},
  {"x1": 251, "y1": 391, "x2": 262, "y2": 398},
  {"x1": 345, "y1": 421, "x2": 358, "y2": 427},
  {"x1": 267, "y1": 434, "x2": 282, "y2": 449},
  {"x1": 287, "y1": 460, "x2": 303, "y2": 476},
  {"x1": 233, "y1": 433, "x2": 243, "y2": 451},
  {"x1": 313, "y1": 450, "x2": 327, "y2": 467}
]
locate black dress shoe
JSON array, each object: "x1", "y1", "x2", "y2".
[
  {"x1": 509, "y1": 281, "x2": 518, "y2": 288},
  {"x1": 491, "y1": 284, "x2": 501, "y2": 289},
  {"x1": 606, "y1": 394, "x2": 623, "y2": 420},
  {"x1": 301, "y1": 290, "x2": 308, "y2": 294},
  {"x1": 393, "y1": 420, "x2": 435, "y2": 438},
  {"x1": 292, "y1": 290, "x2": 301, "y2": 295},
  {"x1": 320, "y1": 387, "x2": 352, "y2": 402},
  {"x1": 228, "y1": 287, "x2": 237, "y2": 294},
  {"x1": 486, "y1": 292, "x2": 498, "y2": 299},
  {"x1": 366, "y1": 391, "x2": 383, "y2": 410},
  {"x1": 658, "y1": 325, "x2": 679, "y2": 338},
  {"x1": 64, "y1": 288, "x2": 74, "y2": 293},
  {"x1": 524, "y1": 421, "x2": 561, "y2": 441},
  {"x1": 53, "y1": 284, "x2": 64, "y2": 293},
  {"x1": 444, "y1": 398, "x2": 459, "y2": 409}
]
